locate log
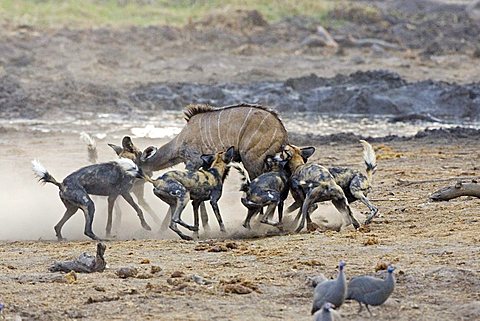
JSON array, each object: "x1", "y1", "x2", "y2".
[
  {"x1": 430, "y1": 181, "x2": 480, "y2": 202},
  {"x1": 396, "y1": 177, "x2": 479, "y2": 186}
]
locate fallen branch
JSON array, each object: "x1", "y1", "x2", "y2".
[
  {"x1": 396, "y1": 177, "x2": 479, "y2": 187},
  {"x1": 334, "y1": 35, "x2": 401, "y2": 50},
  {"x1": 430, "y1": 181, "x2": 480, "y2": 202}
]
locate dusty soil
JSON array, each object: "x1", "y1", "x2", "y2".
[
  {"x1": 1, "y1": 0, "x2": 480, "y2": 320},
  {"x1": 0, "y1": 132, "x2": 479, "y2": 321}
]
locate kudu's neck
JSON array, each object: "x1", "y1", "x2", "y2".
[{"x1": 145, "y1": 137, "x2": 181, "y2": 171}]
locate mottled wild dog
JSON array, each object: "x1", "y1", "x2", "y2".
[
  {"x1": 144, "y1": 146, "x2": 235, "y2": 240},
  {"x1": 103, "y1": 135, "x2": 162, "y2": 226},
  {"x1": 31, "y1": 158, "x2": 151, "y2": 241},
  {"x1": 236, "y1": 156, "x2": 289, "y2": 229},
  {"x1": 281, "y1": 144, "x2": 361, "y2": 232},
  {"x1": 328, "y1": 140, "x2": 378, "y2": 224}
]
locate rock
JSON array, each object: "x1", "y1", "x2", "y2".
[{"x1": 116, "y1": 267, "x2": 138, "y2": 279}]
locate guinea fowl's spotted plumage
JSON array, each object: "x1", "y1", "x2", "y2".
[
  {"x1": 49, "y1": 243, "x2": 107, "y2": 273},
  {"x1": 311, "y1": 261, "x2": 347, "y2": 314},
  {"x1": 346, "y1": 265, "x2": 395, "y2": 315},
  {"x1": 313, "y1": 302, "x2": 342, "y2": 321}
]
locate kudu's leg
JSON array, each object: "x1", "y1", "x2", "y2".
[
  {"x1": 199, "y1": 202, "x2": 210, "y2": 232},
  {"x1": 106, "y1": 195, "x2": 117, "y2": 237},
  {"x1": 121, "y1": 192, "x2": 151, "y2": 231},
  {"x1": 133, "y1": 182, "x2": 162, "y2": 224}
]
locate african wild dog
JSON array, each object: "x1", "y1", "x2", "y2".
[
  {"x1": 328, "y1": 140, "x2": 378, "y2": 224},
  {"x1": 31, "y1": 158, "x2": 151, "y2": 241},
  {"x1": 281, "y1": 144, "x2": 361, "y2": 233},
  {"x1": 143, "y1": 146, "x2": 235, "y2": 240},
  {"x1": 235, "y1": 155, "x2": 289, "y2": 230}
]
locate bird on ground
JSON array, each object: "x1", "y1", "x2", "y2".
[
  {"x1": 346, "y1": 265, "x2": 396, "y2": 315},
  {"x1": 312, "y1": 302, "x2": 342, "y2": 321},
  {"x1": 311, "y1": 260, "x2": 347, "y2": 314}
]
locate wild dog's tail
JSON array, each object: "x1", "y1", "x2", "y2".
[
  {"x1": 80, "y1": 132, "x2": 98, "y2": 164},
  {"x1": 230, "y1": 163, "x2": 250, "y2": 192},
  {"x1": 359, "y1": 140, "x2": 376, "y2": 182},
  {"x1": 31, "y1": 160, "x2": 62, "y2": 187}
]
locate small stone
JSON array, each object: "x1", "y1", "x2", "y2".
[
  {"x1": 64, "y1": 271, "x2": 77, "y2": 284},
  {"x1": 171, "y1": 271, "x2": 184, "y2": 278},
  {"x1": 140, "y1": 258, "x2": 150, "y2": 264},
  {"x1": 94, "y1": 285, "x2": 106, "y2": 292},
  {"x1": 224, "y1": 284, "x2": 253, "y2": 294},
  {"x1": 150, "y1": 265, "x2": 162, "y2": 274}
]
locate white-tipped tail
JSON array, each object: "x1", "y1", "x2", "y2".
[
  {"x1": 115, "y1": 158, "x2": 140, "y2": 177},
  {"x1": 80, "y1": 132, "x2": 96, "y2": 148},
  {"x1": 360, "y1": 140, "x2": 376, "y2": 169},
  {"x1": 31, "y1": 159, "x2": 47, "y2": 179}
]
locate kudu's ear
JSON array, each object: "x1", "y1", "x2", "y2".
[
  {"x1": 300, "y1": 147, "x2": 315, "y2": 160},
  {"x1": 141, "y1": 146, "x2": 157, "y2": 162},
  {"x1": 108, "y1": 143, "x2": 123, "y2": 156},
  {"x1": 200, "y1": 154, "x2": 215, "y2": 168},
  {"x1": 224, "y1": 146, "x2": 235, "y2": 163}
]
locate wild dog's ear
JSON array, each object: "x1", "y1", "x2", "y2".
[
  {"x1": 122, "y1": 136, "x2": 137, "y2": 153},
  {"x1": 200, "y1": 154, "x2": 215, "y2": 168},
  {"x1": 108, "y1": 143, "x2": 123, "y2": 156},
  {"x1": 224, "y1": 146, "x2": 235, "y2": 163},
  {"x1": 300, "y1": 147, "x2": 315, "y2": 160},
  {"x1": 141, "y1": 146, "x2": 157, "y2": 162}
]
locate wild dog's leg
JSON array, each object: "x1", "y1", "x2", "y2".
[
  {"x1": 200, "y1": 202, "x2": 210, "y2": 232},
  {"x1": 260, "y1": 203, "x2": 280, "y2": 227},
  {"x1": 81, "y1": 198, "x2": 101, "y2": 240},
  {"x1": 296, "y1": 191, "x2": 315, "y2": 233},
  {"x1": 171, "y1": 191, "x2": 197, "y2": 231},
  {"x1": 331, "y1": 196, "x2": 360, "y2": 230},
  {"x1": 168, "y1": 204, "x2": 193, "y2": 241},
  {"x1": 243, "y1": 207, "x2": 260, "y2": 229},
  {"x1": 350, "y1": 177, "x2": 378, "y2": 224},
  {"x1": 210, "y1": 191, "x2": 226, "y2": 233},
  {"x1": 106, "y1": 195, "x2": 118, "y2": 237},
  {"x1": 121, "y1": 192, "x2": 152, "y2": 231},
  {"x1": 133, "y1": 182, "x2": 162, "y2": 224},
  {"x1": 54, "y1": 203, "x2": 78, "y2": 241}
]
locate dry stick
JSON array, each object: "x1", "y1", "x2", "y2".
[
  {"x1": 396, "y1": 176, "x2": 479, "y2": 187},
  {"x1": 430, "y1": 182, "x2": 480, "y2": 202}
]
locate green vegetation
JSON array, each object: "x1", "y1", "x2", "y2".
[{"x1": 0, "y1": 0, "x2": 334, "y2": 28}]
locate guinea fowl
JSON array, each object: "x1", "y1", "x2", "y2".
[
  {"x1": 311, "y1": 261, "x2": 347, "y2": 315},
  {"x1": 49, "y1": 243, "x2": 107, "y2": 273},
  {"x1": 313, "y1": 302, "x2": 342, "y2": 321},
  {"x1": 346, "y1": 265, "x2": 396, "y2": 315}
]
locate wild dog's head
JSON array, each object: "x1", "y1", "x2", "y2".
[
  {"x1": 108, "y1": 136, "x2": 142, "y2": 162},
  {"x1": 277, "y1": 144, "x2": 315, "y2": 171},
  {"x1": 200, "y1": 146, "x2": 235, "y2": 180},
  {"x1": 264, "y1": 155, "x2": 288, "y2": 172}
]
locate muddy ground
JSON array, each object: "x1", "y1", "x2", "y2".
[{"x1": 1, "y1": 0, "x2": 480, "y2": 320}]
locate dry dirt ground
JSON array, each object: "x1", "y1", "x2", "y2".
[
  {"x1": 0, "y1": 132, "x2": 479, "y2": 321},
  {"x1": 1, "y1": 0, "x2": 480, "y2": 320}
]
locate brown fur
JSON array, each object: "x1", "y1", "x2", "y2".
[{"x1": 141, "y1": 103, "x2": 288, "y2": 179}]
